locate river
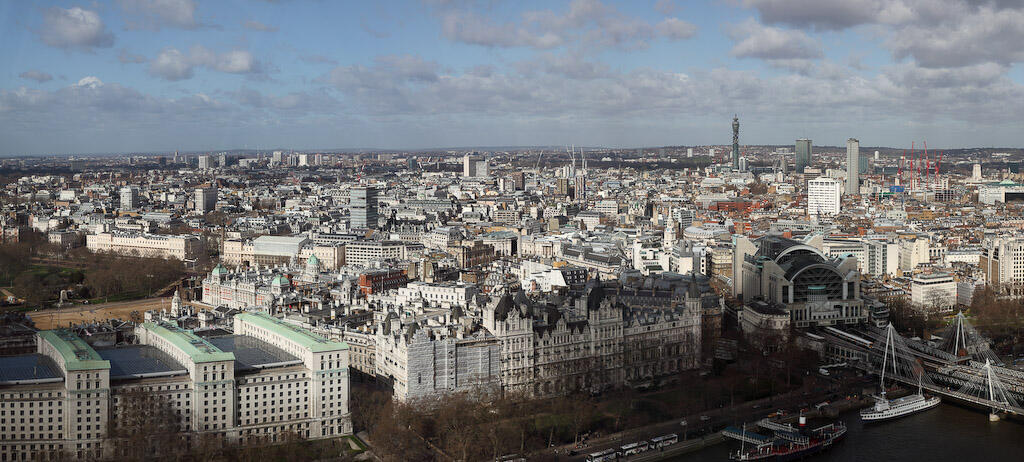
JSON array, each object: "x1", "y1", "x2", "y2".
[{"x1": 670, "y1": 404, "x2": 1024, "y2": 461}]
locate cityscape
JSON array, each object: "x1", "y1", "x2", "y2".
[{"x1": 3, "y1": 1, "x2": 1024, "y2": 462}]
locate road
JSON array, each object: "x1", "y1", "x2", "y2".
[{"x1": 549, "y1": 380, "x2": 849, "y2": 461}]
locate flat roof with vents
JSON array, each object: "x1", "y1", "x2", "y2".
[
  {"x1": 38, "y1": 329, "x2": 110, "y2": 371},
  {"x1": 0, "y1": 354, "x2": 63, "y2": 385},
  {"x1": 96, "y1": 345, "x2": 188, "y2": 380},
  {"x1": 207, "y1": 335, "x2": 303, "y2": 372},
  {"x1": 235, "y1": 312, "x2": 347, "y2": 353}
]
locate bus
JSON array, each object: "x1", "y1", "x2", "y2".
[
  {"x1": 586, "y1": 448, "x2": 618, "y2": 462},
  {"x1": 619, "y1": 441, "x2": 650, "y2": 456},
  {"x1": 650, "y1": 433, "x2": 679, "y2": 448}
]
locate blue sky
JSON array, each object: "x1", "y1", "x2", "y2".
[{"x1": 2, "y1": 0, "x2": 1023, "y2": 155}]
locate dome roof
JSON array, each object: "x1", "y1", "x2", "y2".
[
  {"x1": 212, "y1": 264, "x2": 228, "y2": 275},
  {"x1": 307, "y1": 254, "x2": 320, "y2": 266}
]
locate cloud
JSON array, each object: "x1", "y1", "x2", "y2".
[
  {"x1": 19, "y1": 71, "x2": 53, "y2": 83},
  {"x1": 437, "y1": 0, "x2": 695, "y2": 50},
  {"x1": 654, "y1": 0, "x2": 677, "y2": 16},
  {"x1": 118, "y1": 49, "x2": 147, "y2": 64},
  {"x1": 148, "y1": 46, "x2": 263, "y2": 81},
  {"x1": 656, "y1": 18, "x2": 697, "y2": 40},
  {"x1": 728, "y1": 19, "x2": 823, "y2": 61},
  {"x1": 149, "y1": 48, "x2": 194, "y2": 80},
  {"x1": 742, "y1": 0, "x2": 1024, "y2": 68},
  {"x1": 118, "y1": 0, "x2": 202, "y2": 30},
  {"x1": 38, "y1": 7, "x2": 115, "y2": 51},
  {"x1": 243, "y1": 20, "x2": 278, "y2": 32},
  {"x1": 360, "y1": 19, "x2": 390, "y2": 38},
  {"x1": 301, "y1": 55, "x2": 338, "y2": 65}
]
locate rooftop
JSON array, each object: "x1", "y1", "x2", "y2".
[
  {"x1": 0, "y1": 354, "x2": 63, "y2": 385},
  {"x1": 37, "y1": 330, "x2": 110, "y2": 371},
  {"x1": 207, "y1": 335, "x2": 303, "y2": 371},
  {"x1": 96, "y1": 345, "x2": 188, "y2": 380},
  {"x1": 236, "y1": 312, "x2": 347, "y2": 353},
  {"x1": 141, "y1": 322, "x2": 235, "y2": 363}
]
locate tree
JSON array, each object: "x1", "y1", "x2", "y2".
[{"x1": 106, "y1": 388, "x2": 186, "y2": 461}]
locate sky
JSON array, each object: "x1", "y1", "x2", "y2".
[{"x1": 1, "y1": 0, "x2": 1024, "y2": 156}]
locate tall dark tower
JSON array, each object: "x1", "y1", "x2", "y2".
[{"x1": 731, "y1": 115, "x2": 740, "y2": 169}]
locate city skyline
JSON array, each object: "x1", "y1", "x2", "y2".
[{"x1": 3, "y1": 0, "x2": 1024, "y2": 155}]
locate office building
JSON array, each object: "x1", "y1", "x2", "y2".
[
  {"x1": 807, "y1": 178, "x2": 842, "y2": 216},
  {"x1": 795, "y1": 139, "x2": 811, "y2": 173},
  {"x1": 195, "y1": 186, "x2": 217, "y2": 214},
  {"x1": 845, "y1": 138, "x2": 859, "y2": 195},
  {"x1": 198, "y1": 155, "x2": 212, "y2": 170},
  {"x1": 119, "y1": 186, "x2": 139, "y2": 211},
  {"x1": 0, "y1": 314, "x2": 352, "y2": 461},
  {"x1": 349, "y1": 187, "x2": 378, "y2": 230}
]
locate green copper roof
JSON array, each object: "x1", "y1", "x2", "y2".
[
  {"x1": 38, "y1": 330, "x2": 110, "y2": 371},
  {"x1": 212, "y1": 264, "x2": 228, "y2": 275},
  {"x1": 307, "y1": 254, "x2": 320, "y2": 266},
  {"x1": 141, "y1": 322, "x2": 235, "y2": 363},
  {"x1": 236, "y1": 312, "x2": 347, "y2": 353}
]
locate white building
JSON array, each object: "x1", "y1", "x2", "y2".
[
  {"x1": 119, "y1": 186, "x2": 140, "y2": 211},
  {"x1": 195, "y1": 186, "x2": 217, "y2": 214},
  {"x1": 910, "y1": 272, "x2": 957, "y2": 311},
  {"x1": 86, "y1": 231, "x2": 203, "y2": 261},
  {"x1": 395, "y1": 281, "x2": 477, "y2": 308},
  {"x1": 807, "y1": 177, "x2": 842, "y2": 216},
  {"x1": 0, "y1": 313, "x2": 351, "y2": 461}
]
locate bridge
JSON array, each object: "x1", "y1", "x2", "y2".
[{"x1": 823, "y1": 313, "x2": 1024, "y2": 419}]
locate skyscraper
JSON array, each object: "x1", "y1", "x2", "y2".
[
  {"x1": 120, "y1": 186, "x2": 139, "y2": 210},
  {"x1": 195, "y1": 186, "x2": 217, "y2": 214},
  {"x1": 350, "y1": 186, "x2": 378, "y2": 230},
  {"x1": 795, "y1": 139, "x2": 812, "y2": 173},
  {"x1": 732, "y1": 115, "x2": 740, "y2": 169},
  {"x1": 198, "y1": 155, "x2": 212, "y2": 170},
  {"x1": 807, "y1": 178, "x2": 842, "y2": 216},
  {"x1": 846, "y1": 138, "x2": 860, "y2": 195}
]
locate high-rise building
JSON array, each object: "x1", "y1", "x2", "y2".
[
  {"x1": 198, "y1": 155, "x2": 212, "y2": 170},
  {"x1": 195, "y1": 186, "x2": 217, "y2": 214},
  {"x1": 687, "y1": 147, "x2": 693, "y2": 158},
  {"x1": 120, "y1": 186, "x2": 139, "y2": 210},
  {"x1": 738, "y1": 157, "x2": 748, "y2": 172},
  {"x1": 271, "y1": 150, "x2": 284, "y2": 165},
  {"x1": 795, "y1": 139, "x2": 812, "y2": 173},
  {"x1": 845, "y1": 138, "x2": 860, "y2": 195},
  {"x1": 731, "y1": 115, "x2": 740, "y2": 169},
  {"x1": 973, "y1": 163, "x2": 982, "y2": 180},
  {"x1": 807, "y1": 177, "x2": 842, "y2": 216},
  {"x1": 350, "y1": 186, "x2": 378, "y2": 230}
]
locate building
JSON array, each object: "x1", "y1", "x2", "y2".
[
  {"x1": 733, "y1": 235, "x2": 866, "y2": 328},
  {"x1": 358, "y1": 269, "x2": 409, "y2": 295},
  {"x1": 222, "y1": 236, "x2": 343, "y2": 270},
  {"x1": 898, "y1": 236, "x2": 930, "y2": 273},
  {"x1": 845, "y1": 138, "x2": 859, "y2": 195},
  {"x1": 910, "y1": 272, "x2": 957, "y2": 311},
  {"x1": 195, "y1": 186, "x2": 217, "y2": 214},
  {"x1": 396, "y1": 281, "x2": 477, "y2": 308},
  {"x1": 343, "y1": 240, "x2": 407, "y2": 267},
  {"x1": 462, "y1": 154, "x2": 488, "y2": 178},
  {"x1": 731, "y1": 115, "x2": 740, "y2": 170},
  {"x1": 795, "y1": 138, "x2": 812, "y2": 173},
  {"x1": 978, "y1": 180, "x2": 1024, "y2": 205},
  {"x1": 0, "y1": 314, "x2": 351, "y2": 461},
  {"x1": 980, "y1": 237, "x2": 1024, "y2": 290},
  {"x1": 350, "y1": 187, "x2": 378, "y2": 230},
  {"x1": 807, "y1": 177, "x2": 842, "y2": 216},
  {"x1": 198, "y1": 155, "x2": 212, "y2": 170},
  {"x1": 86, "y1": 231, "x2": 203, "y2": 261},
  {"x1": 119, "y1": 186, "x2": 139, "y2": 211}
]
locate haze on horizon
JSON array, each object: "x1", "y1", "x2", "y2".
[{"x1": 2, "y1": 0, "x2": 1024, "y2": 156}]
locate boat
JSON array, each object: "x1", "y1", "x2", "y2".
[
  {"x1": 729, "y1": 420, "x2": 847, "y2": 461},
  {"x1": 860, "y1": 331, "x2": 941, "y2": 422}
]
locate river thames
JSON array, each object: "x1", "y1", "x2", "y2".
[{"x1": 672, "y1": 404, "x2": 1024, "y2": 461}]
